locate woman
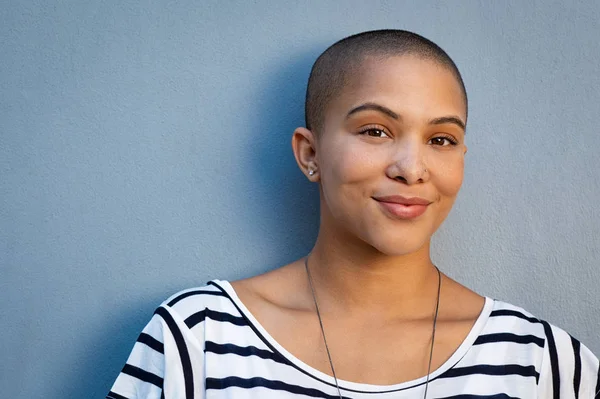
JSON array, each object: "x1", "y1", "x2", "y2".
[{"x1": 108, "y1": 30, "x2": 599, "y2": 399}]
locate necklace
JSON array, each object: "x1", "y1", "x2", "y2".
[{"x1": 304, "y1": 257, "x2": 442, "y2": 399}]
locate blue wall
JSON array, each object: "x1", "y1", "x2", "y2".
[{"x1": 2, "y1": 1, "x2": 599, "y2": 397}]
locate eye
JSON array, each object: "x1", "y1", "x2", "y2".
[
  {"x1": 429, "y1": 135, "x2": 458, "y2": 146},
  {"x1": 358, "y1": 127, "x2": 390, "y2": 138}
]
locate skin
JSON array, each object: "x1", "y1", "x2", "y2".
[{"x1": 232, "y1": 55, "x2": 485, "y2": 385}]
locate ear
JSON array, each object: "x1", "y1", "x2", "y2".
[{"x1": 291, "y1": 127, "x2": 319, "y2": 182}]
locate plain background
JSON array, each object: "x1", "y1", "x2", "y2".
[{"x1": 2, "y1": 1, "x2": 599, "y2": 397}]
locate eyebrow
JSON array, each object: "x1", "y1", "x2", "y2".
[
  {"x1": 346, "y1": 102, "x2": 466, "y2": 131},
  {"x1": 429, "y1": 116, "x2": 466, "y2": 131},
  {"x1": 347, "y1": 103, "x2": 400, "y2": 120}
]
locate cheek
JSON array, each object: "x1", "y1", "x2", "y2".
[
  {"x1": 322, "y1": 137, "x2": 380, "y2": 188},
  {"x1": 319, "y1": 137, "x2": 384, "y2": 219},
  {"x1": 431, "y1": 153, "x2": 464, "y2": 198}
]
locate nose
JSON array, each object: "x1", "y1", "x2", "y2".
[{"x1": 385, "y1": 138, "x2": 427, "y2": 185}]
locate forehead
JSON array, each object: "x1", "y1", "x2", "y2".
[{"x1": 329, "y1": 55, "x2": 466, "y2": 124}]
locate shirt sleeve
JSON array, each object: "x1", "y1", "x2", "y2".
[
  {"x1": 537, "y1": 321, "x2": 600, "y2": 398},
  {"x1": 107, "y1": 305, "x2": 205, "y2": 399}
]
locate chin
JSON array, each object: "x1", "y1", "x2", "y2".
[{"x1": 366, "y1": 233, "x2": 431, "y2": 256}]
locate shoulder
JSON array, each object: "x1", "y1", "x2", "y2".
[
  {"x1": 489, "y1": 298, "x2": 597, "y2": 359},
  {"x1": 229, "y1": 261, "x2": 311, "y2": 312},
  {"x1": 486, "y1": 299, "x2": 547, "y2": 337},
  {"x1": 154, "y1": 262, "x2": 306, "y2": 335},
  {"x1": 161, "y1": 280, "x2": 233, "y2": 309},
  {"x1": 490, "y1": 299, "x2": 599, "y2": 397},
  {"x1": 108, "y1": 281, "x2": 241, "y2": 398},
  {"x1": 489, "y1": 299, "x2": 595, "y2": 350},
  {"x1": 154, "y1": 280, "x2": 246, "y2": 330}
]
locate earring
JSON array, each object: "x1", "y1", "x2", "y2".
[{"x1": 308, "y1": 169, "x2": 315, "y2": 176}]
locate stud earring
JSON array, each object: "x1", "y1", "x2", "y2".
[{"x1": 308, "y1": 169, "x2": 315, "y2": 176}]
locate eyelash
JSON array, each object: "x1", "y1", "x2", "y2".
[
  {"x1": 429, "y1": 135, "x2": 459, "y2": 146},
  {"x1": 357, "y1": 126, "x2": 390, "y2": 138},
  {"x1": 358, "y1": 127, "x2": 458, "y2": 146}
]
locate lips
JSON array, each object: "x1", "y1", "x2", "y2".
[{"x1": 373, "y1": 195, "x2": 432, "y2": 219}]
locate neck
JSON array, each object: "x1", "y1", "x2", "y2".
[{"x1": 307, "y1": 227, "x2": 439, "y2": 318}]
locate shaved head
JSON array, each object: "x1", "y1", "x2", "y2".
[{"x1": 305, "y1": 29, "x2": 468, "y2": 133}]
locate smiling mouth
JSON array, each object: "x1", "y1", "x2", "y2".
[{"x1": 373, "y1": 197, "x2": 431, "y2": 219}]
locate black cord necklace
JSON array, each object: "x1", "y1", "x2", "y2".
[{"x1": 304, "y1": 256, "x2": 442, "y2": 399}]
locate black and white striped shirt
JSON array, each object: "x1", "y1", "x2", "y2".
[{"x1": 108, "y1": 280, "x2": 600, "y2": 398}]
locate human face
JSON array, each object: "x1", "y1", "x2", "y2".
[{"x1": 315, "y1": 55, "x2": 467, "y2": 256}]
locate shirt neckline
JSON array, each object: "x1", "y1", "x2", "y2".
[{"x1": 213, "y1": 279, "x2": 494, "y2": 394}]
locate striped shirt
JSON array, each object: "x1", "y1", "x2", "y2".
[{"x1": 108, "y1": 280, "x2": 600, "y2": 398}]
